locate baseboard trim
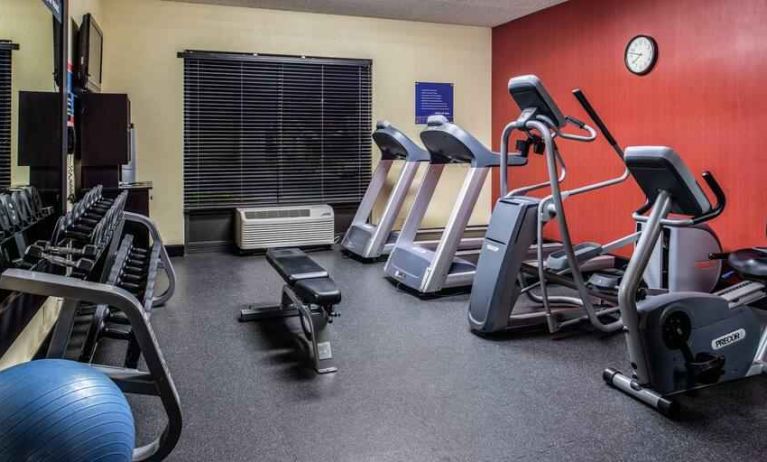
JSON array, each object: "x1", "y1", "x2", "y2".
[
  {"x1": 185, "y1": 241, "x2": 235, "y2": 254},
  {"x1": 165, "y1": 245, "x2": 186, "y2": 257}
]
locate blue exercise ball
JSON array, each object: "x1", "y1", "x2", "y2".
[{"x1": 0, "y1": 359, "x2": 135, "y2": 462}]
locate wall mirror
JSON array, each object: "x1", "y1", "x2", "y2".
[{"x1": 0, "y1": 0, "x2": 67, "y2": 212}]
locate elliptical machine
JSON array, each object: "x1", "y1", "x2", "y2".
[
  {"x1": 468, "y1": 75, "x2": 723, "y2": 335},
  {"x1": 468, "y1": 75, "x2": 626, "y2": 334},
  {"x1": 603, "y1": 146, "x2": 766, "y2": 415}
]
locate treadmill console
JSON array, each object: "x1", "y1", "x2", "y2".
[
  {"x1": 508, "y1": 75, "x2": 566, "y2": 128},
  {"x1": 373, "y1": 120, "x2": 431, "y2": 162}
]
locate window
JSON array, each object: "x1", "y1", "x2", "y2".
[
  {"x1": 181, "y1": 51, "x2": 372, "y2": 211},
  {"x1": 0, "y1": 41, "x2": 15, "y2": 189}
]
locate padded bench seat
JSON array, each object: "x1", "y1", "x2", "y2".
[
  {"x1": 266, "y1": 248, "x2": 341, "y2": 305},
  {"x1": 294, "y1": 278, "x2": 342, "y2": 306},
  {"x1": 267, "y1": 248, "x2": 328, "y2": 284}
]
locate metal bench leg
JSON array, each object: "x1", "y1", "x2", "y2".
[
  {"x1": 295, "y1": 301, "x2": 337, "y2": 374},
  {"x1": 240, "y1": 287, "x2": 337, "y2": 374},
  {"x1": 239, "y1": 290, "x2": 298, "y2": 321},
  {"x1": 239, "y1": 304, "x2": 299, "y2": 321}
]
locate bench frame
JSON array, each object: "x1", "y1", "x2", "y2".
[{"x1": 240, "y1": 284, "x2": 337, "y2": 374}]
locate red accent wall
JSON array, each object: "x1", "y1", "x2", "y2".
[{"x1": 492, "y1": 0, "x2": 767, "y2": 253}]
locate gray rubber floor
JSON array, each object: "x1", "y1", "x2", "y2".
[{"x1": 114, "y1": 250, "x2": 767, "y2": 461}]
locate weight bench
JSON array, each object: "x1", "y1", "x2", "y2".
[{"x1": 239, "y1": 248, "x2": 341, "y2": 374}]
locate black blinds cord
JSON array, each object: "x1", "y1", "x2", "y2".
[{"x1": 181, "y1": 52, "x2": 372, "y2": 211}]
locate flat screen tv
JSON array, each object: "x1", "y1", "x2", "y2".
[{"x1": 78, "y1": 13, "x2": 103, "y2": 92}]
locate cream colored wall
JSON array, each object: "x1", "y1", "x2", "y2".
[
  {"x1": 0, "y1": 298, "x2": 61, "y2": 371},
  {"x1": 71, "y1": 0, "x2": 105, "y2": 26},
  {"x1": 0, "y1": 0, "x2": 55, "y2": 186},
  {"x1": 98, "y1": 0, "x2": 492, "y2": 245}
]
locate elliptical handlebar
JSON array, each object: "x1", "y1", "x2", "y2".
[
  {"x1": 572, "y1": 89, "x2": 624, "y2": 161},
  {"x1": 499, "y1": 121, "x2": 519, "y2": 197},
  {"x1": 558, "y1": 117, "x2": 597, "y2": 142},
  {"x1": 500, "y1": 81, "x2": 637, "y2": 202},
  {"x1": 551, "y1": 88, "x2": 631, "y2": 201},
  {"x1": 499, "y1": 107, "x2": 596, "y2": 197},
  {"x1": 695, "y1": 171, "x2": 727, "y2": 224}
]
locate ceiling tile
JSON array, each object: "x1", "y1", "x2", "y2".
[{"x1": 163, "y1": 0, "x2": 567, "y2": 27}]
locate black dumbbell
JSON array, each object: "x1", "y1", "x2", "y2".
[
  {"x1": 26, "y1": 245, "x2": 95, "y2": 272},
  {"x1": 119, "y1": 272, "x2": 144, "y2": 283}
]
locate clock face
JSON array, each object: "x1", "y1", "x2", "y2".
[{"x1": 625, "y1": 35, "x2": 658, "y2": 75}]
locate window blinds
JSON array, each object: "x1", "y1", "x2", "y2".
[
  {"x1": 181, "y1": 51, "x2": 373, "y2": 211},
  {"x1": 0, "y1": 41, "x2": 16, "y2": 189}
]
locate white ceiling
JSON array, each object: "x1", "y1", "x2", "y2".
[{"x1": 165, "y1": 0, "x2": 567, "y2": 27}]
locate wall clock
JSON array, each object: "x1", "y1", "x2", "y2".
[{"x1": 625, "y1": 35, "x2": 658, "y2": 75}]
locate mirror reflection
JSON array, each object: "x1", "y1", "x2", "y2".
[{"x1": 0, "y1": 0, "x2": 62, "y2": 206}]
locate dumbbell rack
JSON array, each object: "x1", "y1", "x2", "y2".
[
  {"x1": 0, "y1": 186, "x2": 57, "y2": 357},
  {"x1": 81, "y1": 224, "x2": 171, "y2": 368},
  {"x1": 0, "y1": 184, "x2": 182, "y2": 461},
  {"x1": 31, "y1": 186, "x2": 176, "y2": 365},
  {"x1": 48, "y1": 186, "x2": 127, "y2": 271},
  {"x1": 0, "y1": 186, "x2": 55, "y2": 270},
  {"x1": 39, "y1": 189, "x2": 131, "y2": 360},
  {"x1": 0, "y1": 269, "x2": 182, "y2": 462},
  {"x1": 18, "y1": 186, "x2": 152, "y2": 362}
]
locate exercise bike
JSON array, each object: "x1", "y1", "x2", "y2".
[{"x1": 603, "y1": 146, "x2": 766, "y2": 416}]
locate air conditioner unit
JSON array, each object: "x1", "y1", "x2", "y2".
[{"x1": 235, "y1": 205, "x2": 335, "y2": 250}]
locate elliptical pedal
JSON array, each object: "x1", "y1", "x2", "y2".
[
  {"x1": 716, "y1": 280, "x2": 766, "y2": 308},
  {"x1": 587, "y1": 268, "x2": 624, "y2": 292},
  {"x1": 545, "y1": 242, "x2": 604, "y2": 272}
]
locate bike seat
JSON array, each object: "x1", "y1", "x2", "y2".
[{"x1": 728, "y1": 248, "x2": 767, "y2": 279}]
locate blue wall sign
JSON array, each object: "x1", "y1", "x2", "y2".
[{"x1": 415, "y1": 82, "x2": 454, "y2": 124}]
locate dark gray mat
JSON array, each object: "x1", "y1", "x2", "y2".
[{"x1": 99, "y1": 250, "x2": 767, "y2": 461}]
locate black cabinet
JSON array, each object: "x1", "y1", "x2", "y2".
[
  {"x1": 17, "y1": 91, "x2": 64, "y2": 193},
  {"x1": 120, "y1": 182, "x2": 151, "y2": 216},
  {"x1": 18, "y1": 91, "x2": 61, "y2": 167},
  {"x1": 77, "y1": 93, "x2": 131, "y2": 188}
]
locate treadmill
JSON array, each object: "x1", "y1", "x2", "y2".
[
  {"x1": 384, "y1": 115, "x2": 528, "y2": 294},
  {"x1": 341, "y1": 121, "x2": 431, "y2": 259}
]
